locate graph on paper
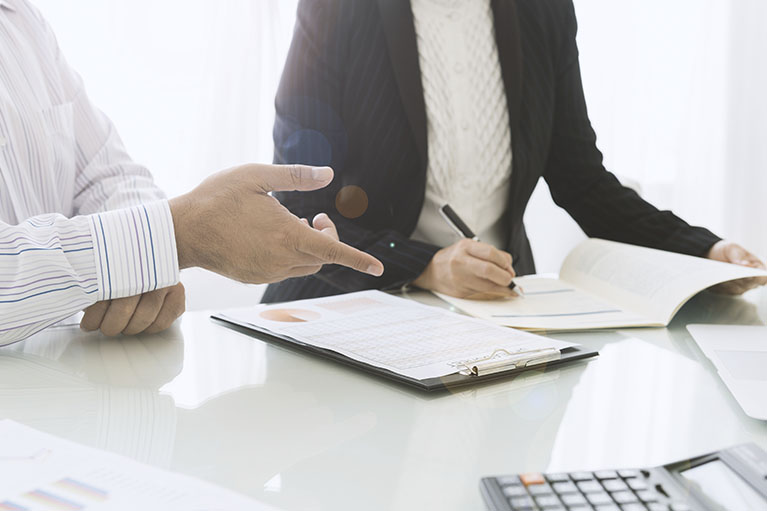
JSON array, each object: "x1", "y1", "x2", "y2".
[{"x1": 0, "y1": 420, "x2": 275, "y2": 511}]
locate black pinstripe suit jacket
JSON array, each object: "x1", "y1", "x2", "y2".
[{"x1": 262, "y1": 0, "x2": 720, "y2": 303}]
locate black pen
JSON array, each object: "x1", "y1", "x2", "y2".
[{"x1": 439, "y1": 204, "x2": 523, "y2": 296}]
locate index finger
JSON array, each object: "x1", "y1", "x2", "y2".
[
  {"x1": 466, "y1": 242, "x2": 515, "y2": 275},
  {"x1": 298, "y1": 228, "x2": 384, "y2": 277}
]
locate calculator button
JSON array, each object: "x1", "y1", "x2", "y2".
[
  {"x1": 546, "y1": 473, "x2": 571, "y2": 483},
  {"x1": 621, "y1": 504, "x2": 647, "y2": 511},
  {"x1": 595, "y1": 470, "x2": 619, "y2": 480},
  {"x1": 571, "y1": 472, "x2": 596, "y2": 481},
  {"x1": 502, "y1": 485, "x2": 528, "y2": 497},
  {"x1": 509, "y1": 496, "x2": 534, "y2": 509},
  {"x1": 568, "y1": 506, "x2": 594, "y2": 511},
  {"x1": 626, "y1": 479, "x2": 648, "y2": 491},
  {"x1": 595, "y1": 506, "x2": 620, "y2": 511},
  {"x1": 561, "y1": 493, "x2": 588, "y2": 506},
  {"x1": 578, "y1": 481, "x2": 604, "y2": 493},
  {"x1": 497, "y1": 476, "x2": 521, "y2": 486},
  {"x1": 528, "y1": 484, "x2": 553, "y2": 496},
  {"x1": 552, "y1": 482, "x2": 578, "y2": 494},
  {"x1": 636, "y1": 490, "x2": 658, "y2": 503},
  {"x1": 647, "y1": 505, "x2": 668, "y2": 511},
  {"x1": 618, "y1": 469, "x2": 641, "y2": 479},
  {"x1": 602, "y1": 479, "x2": 629, "y2": 492},
  {"x1": 669, "y1": 504, "x2": 691, "y2": 511},
  {"x1": 586, "y1": 493, "x2": 613, "y2": 506},
  {"x1": 612, "y1": 491, "x2": 639, "y2": 504},
  {"x1": 534, "y1": 494, "x2": 562, "y2": 508},
  {"x1": 521, "y1": 473, "x2": 546, "y2": 486}
]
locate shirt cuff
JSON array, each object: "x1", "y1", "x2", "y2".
[{"x1": 88, "y1": 200, "x2": 180, "y2": 301}]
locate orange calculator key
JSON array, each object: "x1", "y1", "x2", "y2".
[{"x1": 520, "y1": 473, "x2": 546, "y2": 486}]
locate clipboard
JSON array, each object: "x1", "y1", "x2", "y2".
[{"x1": 211, "y1": 314, "x2": 598, "y2": 393}]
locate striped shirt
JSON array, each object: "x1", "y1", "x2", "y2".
[{"x1": 0, "y1": 0, "x2": 179, "y2": 345}]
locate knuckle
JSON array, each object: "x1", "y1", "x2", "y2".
[
  {"x1": 288, "y1": 164, "x2": 302, "y2": 188},
  {"x1": 174, "y1": 300, "x2": 186, "y2": 318},
  {"x1": 100, "y1": 324, "x2": 121, "y2": 337},
  {"x1": 321, "y1": 243, "x2": 342, "y2": 263}
]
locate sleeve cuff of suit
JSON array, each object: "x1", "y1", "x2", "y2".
[{"x1": 88, "y1": 200, "x2": 180, "y2": 301}]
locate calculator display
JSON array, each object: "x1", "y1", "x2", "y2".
[{"x1": 680, "y1": 459, "x2": 766, "y2": 510}]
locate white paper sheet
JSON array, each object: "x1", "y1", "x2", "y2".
[
  {"x1": 0, "y1": 420, "x2": 276, "y2": 510},
  {"x1": 436, "y1": 276, "x2": 653, "y2": 331},
  {"x1": 219, "y1": 291, "x2": 575, "y2": 381}
]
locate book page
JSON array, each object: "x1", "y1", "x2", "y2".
[
  {"x1": 218, "y1": 291, "x2": 574, "y2": 381},
  {"x1": 435, "y1": 276, "x2": 654, "y2": 331},
  {"x1": 560, "y1": 239, "x2": 767, "y2": 323}
]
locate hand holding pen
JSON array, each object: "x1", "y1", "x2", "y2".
[{"x1": 411, "y1": 204, "x2": 523, "y2": 300}]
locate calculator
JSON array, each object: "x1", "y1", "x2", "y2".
[{"x1": 480, "y1": 443, "x2": 767, "y2": 511}]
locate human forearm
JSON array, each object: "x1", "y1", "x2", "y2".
[{"x1": 0, "y1": 201, "x2": 179, "y2": 346}]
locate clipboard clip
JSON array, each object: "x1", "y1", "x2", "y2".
[{"x1": 457, "y1": 347, "x2": 561, "y2": 377}]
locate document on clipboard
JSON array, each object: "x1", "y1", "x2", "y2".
[{"x1": 213, "y1": 291, "x2": 597, "y2": 390}]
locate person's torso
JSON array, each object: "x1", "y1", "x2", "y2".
[
  {"x1": 336, "y1": 0, "x2": 561, "y2": 263},
  {"x1": 409, "y1": 0, "x2": 513, "y2": 250},
  {"x1": 0, "y1": 1, "x2": 77, "y2": 224}
]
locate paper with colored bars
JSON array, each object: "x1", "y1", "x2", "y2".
[
  {"x1": 217, "y1": 290, "x2": 575, "y2": 381},
  {"x1": 437, "y1": 239, "x2": 767, "y2": 331},
  {"x1": 0, "y1": 420, "x2": 277, "y2": 511}
]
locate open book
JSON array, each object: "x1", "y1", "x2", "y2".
[{"x1": 437, "y1": 239, "x2": 767, "y2": 331}]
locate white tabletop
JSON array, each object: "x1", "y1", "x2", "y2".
[{"x1": 1, "y1": 289, "x2": 766, "y2": 510}]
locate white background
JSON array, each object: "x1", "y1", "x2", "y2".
[{"x1": 34, "y1": 0, "x2": 767, "y2": 308}]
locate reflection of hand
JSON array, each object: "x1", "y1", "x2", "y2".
[
  {"x1": 413, "y1": 239, "x2": 517, "y2": 300},
  {"x1": 169, "y1": 164, "x2": 384, "y2": 284},
  {"x1": 80, "y1": 282, "x2": 186, "y2": 336},
  {"x1": 707, "y1": 240, "x2": 767, "y2": 295}
]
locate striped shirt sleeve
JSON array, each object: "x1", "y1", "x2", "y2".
[{"x1": 0, "y1": 200, "x2": 179, "y2": 347}]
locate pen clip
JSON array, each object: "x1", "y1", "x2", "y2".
[{"x1": 457, "y1": 347, "x2": 561, "y2": 377}]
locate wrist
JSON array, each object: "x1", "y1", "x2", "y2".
[
  {"x1": 706, "y1": 240, "x2": 726, "y2": 260},
  {"x1": 412, "y1": 260, "x2": 435, "y2": 290},
  {"x1": 169, "y1": 194, "x2": 197, "y2": 270}
]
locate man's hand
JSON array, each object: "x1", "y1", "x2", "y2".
[
  {"x1": 413, "y1": 239, "x2": 517, "y2": 300},
  {"x1": 707, "y1": 240, "x2": 767, "y2": 295},
  {"x1": 168, "y1": 164, "x2": 383, "y2": 284},
  {"x1": 81, "y1": 282, "x2": 186, "y2": 336}
]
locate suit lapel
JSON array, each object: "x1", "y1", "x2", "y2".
[
  {"x1": 492, "y1": 0, "x2": 529, "y2": 253},
  {"x1": 376, "y1": 0, "x2": 428, "y2": 169},
  {"x1": 492, "y1": 0, "x2": 524, "y2": 155}
]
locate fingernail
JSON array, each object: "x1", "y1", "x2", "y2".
[
  {"x1": 367, "y1": 264, "x2": 383, "y2": 277},
  {"x1": 312, "y1": 167, "x2": 333, "y2": 181}
]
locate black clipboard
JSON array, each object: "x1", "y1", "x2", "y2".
[{"x1": 211, "y1": 314, "x2": 598, "y2": 393}]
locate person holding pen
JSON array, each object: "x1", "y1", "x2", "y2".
[{"x1": 261, "y1": 0, "x2": 766, "y2": 303}]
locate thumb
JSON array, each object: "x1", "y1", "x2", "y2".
[{"x1": 252, "y1": 164, "x2": 334, "y2": 193}]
